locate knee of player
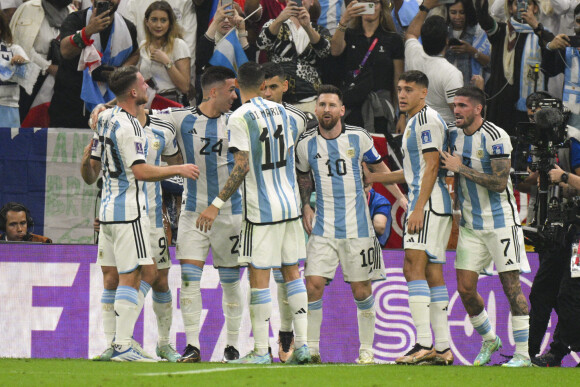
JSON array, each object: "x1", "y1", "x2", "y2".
[
  {"x1": 140, "y1": 264, "x2": 159, "y2": 284},
  {"x1": 351, "y1": 282, "x2": 372, "y2": 301}
]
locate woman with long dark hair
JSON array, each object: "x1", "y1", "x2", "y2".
[{"x1": 445, "y1": 0, "x2": 491, "y2": 86}]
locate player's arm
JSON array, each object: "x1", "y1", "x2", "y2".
[
  {"x1": 440, "y1": 150, "x2": 509, "y2": 192},
  {"x1": 196, "y1": 150, "x2": 250, "y2": 232},
  {"x1": 363, "y1": 162, "x2": 405, "y2": 185},
  {"x1": 366, "y1": 161, "x2": 408, "y2": 211},
  {"x1": 132, "y1": 162, "x2": 199, "y2": 182},
  {"x1": 297, "y1": 170, "x2": 315, "y2": 235},
  {"x1": 407, "y1": 151, "x2": 439, "y2": 234},
  {"x1": 81, "y1": 139, "x2": 101, "y2": 185}
]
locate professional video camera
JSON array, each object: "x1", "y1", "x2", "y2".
[{"x1": 511, "y1": 99, "x2": 578, "y2": 250}]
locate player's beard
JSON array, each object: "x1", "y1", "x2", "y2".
[
  {"x1": 456, "y1": 113, "x2": 475, "y2": 129},
  {"x1": 319, "y1": 115, "x2": 340, "y2": 131},
  {"x1": 136, "y1": 95, "x2": 148, "y2": 106}
]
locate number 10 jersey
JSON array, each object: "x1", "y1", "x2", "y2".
[{"x1": 227, "y1": 97, "x2": 301, "y2": 224}]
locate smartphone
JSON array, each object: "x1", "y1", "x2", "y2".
[
  {"x1": 95, "y1": 1, "x2": 110, "y2": 16},
  {"x1": 357, "y1": 2, "x2": 376, "y2": 15},
  {"x1": 449, "y1": 38, "x2": 462, "y2": 46},
  {"x1": 294, "y1": 0, "x2": 303, "y2": 7},
  {"x1": 516, "y1": 0, "x2": 528, "y2": 21},
  {"x1": 569, "y1": 35, "x2": 580, "y2": 47},
  {"x1": 222, "y1": 0, "x2": 234, "y2": 11}
]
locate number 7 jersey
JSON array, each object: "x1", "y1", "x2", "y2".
[{"x1": 227, "y1": 97, "x2": 301, "y2": 224}]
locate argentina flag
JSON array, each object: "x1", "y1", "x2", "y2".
[{"x1": 209, "y1": 32, "x2": 248, "y2": 73}]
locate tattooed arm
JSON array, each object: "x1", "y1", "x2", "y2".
[
  {"x1": 196, "y1": 151, "x2": 250, "y2": 232},
  {"x1": 297, "y1": 170, "x2": 315, "y2": 235},
  {"x1": 440, "y1": 150, "x2": 510, "y2": 193}
]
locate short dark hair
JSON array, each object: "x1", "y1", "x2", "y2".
[
  {"x1": 0, "y1": 202, "x2": 33, "y2": 232},
  {"x1": 399, "y1": 70, "x2": 429, "y2": 88},
  {"x1": 455, "y1": 86, "x2": 486, "y2": 109},
  {"x1": 317, "y1": 84, "x2": 343, "y2": 102},
  {"x1": 575, "y1": 2, "x2": 580, "y2": 15},
  {"x1": 200, "y1": 66, "x2": 236, "y2": 90},
  {"x1": 421, "y1": 16, "x2": 447, "y2": 56},
  {"x1": 108, "y1": 66, "x2": 139, "y2": 97},
  {"x1": 262, "y1": 62, "x2": 286, "y2": 81},
  {"x1": 237, "y1": 62, "x2": 265, "y2": 90},
  {"x1": 525, "y1": 91, "x2": 553, "y2": 109}
]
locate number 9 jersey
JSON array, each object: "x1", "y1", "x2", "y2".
[{"x1": 227, "y1": 97, "x2": 301, "y2": 224}]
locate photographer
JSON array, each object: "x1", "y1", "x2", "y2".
[{"x1": 520, "y1": 93, "x2": 580, "y2": 366}]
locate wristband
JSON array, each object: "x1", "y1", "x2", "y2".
[
  {"x1": 212, "y1": 197, "x2": 225, "y2": 209},
  {"x1": 72, "y1": 31, "x2": 86, "y2": 48},
  {"x1": 337, "y1": 22, "x2": 347, "y2": 32},
  {"x1": 81, "y1": 27, "x2": 94, "y2": 46},
  {"x1": 69, "y1": 35, "x2": 80, "y2": 48}
]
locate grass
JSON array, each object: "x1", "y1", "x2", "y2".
[{"x1": 0, "y1": 359, "x2": 577, "y2": 387}]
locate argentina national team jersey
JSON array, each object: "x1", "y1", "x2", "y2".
[
  {"x1": 228, "y1": 97, "x2": 301, "y2": 224},
  {"x1": 143, "y1": 115, "x2": 179, "y2": 228},
  {"x1": 153, "y1": 106, "x2": 242, "y2": 215},
  {"x1": 449, "y1": 121, "x2": 520, "y2": 230},
  {"x1": 402, "y1": 105, "x2": 452, "y2": 215},
  {"x1": 91, "y1": 106, "x2": 148, "y2": 223},
  {"x1": 296, "y1": 125, "x2": 381, "y2": 238}
]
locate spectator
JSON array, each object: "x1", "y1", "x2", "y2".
[
  {"x1": 0, "y1": 0, "x2": 24, "y2": 23},
  {"x1": 49, "y1": 0, "x2": 139, "y2": 128},
  {"x1": 445, "y1": 0, "x2": 491, "y2": 86},
  {"x1": 0, "y1": 9, "x2": 29, "y2": 128},
  {"x1": 9, "y1": 0, "x2": 76, "y2": 122},
  {"x1": 404, "y1": 0, "x2": 463, "y2": 124},
  {"x1": 257, "y1": 0, "x2": 331, "y2": 113},
  {"x1": 138, "y1": 1, "x2": 190, "y2": 105},
  {"x1": 475, "y1": 0, "x2": 545, "y2": 134},
  {"x1": 124, "y1": 0, "x2": 197, "y2": 101},
  {"x1": 195, "y1": 2, "x2": 251, "y2": 104},
  {"x1": 330, "y1": 0, "x2": 404, "y2": 133},
  {"x1": 0, "y1": 202, "x2": 52, "y2": 243}
]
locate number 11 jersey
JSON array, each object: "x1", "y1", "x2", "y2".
[{"x1": 227, "y1": 97, "x2": 301, "y2": 224}]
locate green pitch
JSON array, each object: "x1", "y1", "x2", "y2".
[{"x1": 0, "y1": 359, "x2": 575, "y2": 386}]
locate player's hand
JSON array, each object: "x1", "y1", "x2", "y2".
[
  {"x1": 196, "y1": 206, "x2": 219, "y2": 232},
  {"x1": 396, "y1": 196, "x2": 408, "y2": 213},
  {"x1": 93, "y1": 217, "x2": 100, "y2": 233},
  {"x1": 547, "y1": 34, "x2": 570, "y2": 50},
  {"x1": 439, "y1": 150, "x2": 462, "y2": 173},
  {"x1": 302, "y1": 204, "x2": 314, "y2": 235},
  {"x1": 90, "y1": 104, "x2": 107, "y2": 131},
  {"x1": 407, "y1": 208, "x2": 424, "y2": 234},
  {"x1": 548, "y1": 164, "x2": 565, "y2": 183},
  {"x1": 179, "y1": 164, "x2": 200, "y2": 180},
  {"x1": 86, "y1": 7, "x2": 112, "y2": 36}
]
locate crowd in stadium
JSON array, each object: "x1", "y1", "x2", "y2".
[{"x1": 1, "y1": 0, "x2": 580, "y2": 368}]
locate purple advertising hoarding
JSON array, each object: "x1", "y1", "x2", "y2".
[{"x1": 0, "y1": 244, "x2": 577, "y2": 366}]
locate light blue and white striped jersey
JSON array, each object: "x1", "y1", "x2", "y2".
[
  {"x1": 153, "y1": 106, "x2": 242, "y2": 215},
  {"x1": 228, "y1": 97, "x2": 301, "y2": 224},
  {"x1": 143, "y1": 115, "x2": 179, "y2": 228},
  {"x1": 449, "y1": 121, "x2": 520, "y2": 230},
  {"x1": 402, "y1": 105, "x2": 452, "y2": 215},
  {"x1": 318, "y1": 0, "x2": 345, "y2": 35},
  {"x1": 563, "y1": 47, "x2": 580, "y2": 115},
  {"x1": 283, "y1": 102, "x2": 308, "y2": 141},
  {"x1": 296, "y1": 125, "x2": 381, "y2": 238},
  {"x1": 91, "y1": 106, "x2": 148, "y2": 223}
]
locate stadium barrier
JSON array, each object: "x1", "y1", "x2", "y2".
[{"x1": 1, "y1": 244, "x2": 576, "y2": 365}]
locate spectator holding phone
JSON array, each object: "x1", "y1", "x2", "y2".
[
  {"x1": 445, "y1": 0, "x2": 490, "y2": 86},
  {"x1": 195, "y1": 1, "x2": 251, "y2": 105},
  {"x1": 138, "y1": 1, "x2": 190, "y2": 104},
  {"x1": 474, "y1": 0, "x2": 546, "y2": 133},
  {"x1": 49, "y1": 0, "x2": 139, "y2": 128},
  {"x1": 535, "y1": 3, "x2": 580, "y2": 128},
  {"x1": 330, "y1": 0, "x2": 404, "y2": 133},
  {"x1": 256, "y1": 0, "x2": 330, "y2": 112}
]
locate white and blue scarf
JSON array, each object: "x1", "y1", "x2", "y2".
[
  {"x1": 80, "y1": 8, "x2": 134, "y2": 111},
  {"x1": 504, "y1": 18, "x2": 544, "y2": 111}
]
